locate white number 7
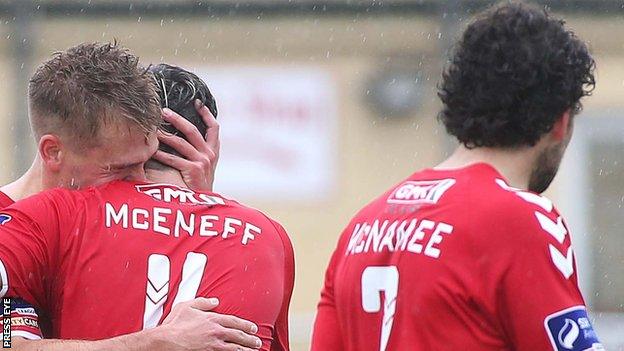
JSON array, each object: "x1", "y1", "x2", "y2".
[
  {"x1": 142, "y1": 252, "x2": 208, "y2": 329},
  {"x1": 361, "y1": 266, "x2": 399, "y2": 351}
]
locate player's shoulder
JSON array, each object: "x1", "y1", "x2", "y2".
[
  {"x1": 429, "y1": 162, "x2": 560, "y2": 221},
  {"x1": 214, "y1": 192, "x2": 295, "y2": 256},
  {"x1": 467, "y1": 176, "x2": 570, "y2": 253},
  {"x1": 28, "y1": 181, "x2": 131, "y2": 204},
  {"x1": 448, "y1": 171, "x2": 558, "y2": 220},
  {"x1": 22, "y1": 186, "x2": 87, "y2": 208},
  {"x1": 40, "y1": 182, "x2": 124, "y2": 210},
  {"x1": 442, "y1": 163, "x2": 556, "y2": 216},
  {"x1": 352, "y1": 163, "x2": 518, "y2": 215},
  {"x1": 217, "y1": 194, "x2": 288, "y2": 233},
  {"x1": 0, "y1": 186, "x2": 92, "y2": 228},
  {"x1": 361, "y1": 163, "x2": 563, "y2": 239},
  {"x1": 487, "y1": 178, "x2": 558, "y2": 215},
  {"x1": 477, "y1": 179, "x2": 578, "y2": 280}
]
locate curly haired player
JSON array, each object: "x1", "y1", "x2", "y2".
[{"x1": 311, "y1": 3, "x2": 601, "y2": 350}]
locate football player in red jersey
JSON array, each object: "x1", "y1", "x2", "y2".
[
  {"x1": 0, "y1": 164, "x2": 295, "y2": 347},
  {"x1": 0, "y1": 43, "x2": 263, "y2": 350},
  {"x1": 0, "y1": 63, "x2": 294, "y2": 350},
  {"x1": 312, "y1": 3, "x2": 602, "y2": 351}
]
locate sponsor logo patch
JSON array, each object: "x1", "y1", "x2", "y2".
[
  {"x1": 387, "y1": 179, "x2": 455, "y2": 205},
  {"x1": 0, "y1": 214, "x2": 11, "y2": 225},
  {"x1": 545, "y1": 306, "x2": 604, "y2": 351},
  {"x1": 135, "y1": 184, "x2": 225, "y2": 206}
]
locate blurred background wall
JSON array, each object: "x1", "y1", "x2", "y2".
[{"x1": 0, "y1": 1, "x2": 622, "y2": 349}]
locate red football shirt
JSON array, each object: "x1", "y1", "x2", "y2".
[
  {"x1": 0, "y1": 190, "x2": 44, "y2": 341},
  {"x1": 0, "y1": 181, "x2": 294, "y2": 350},
  {"x1": 0, "y1": 190, "x2": 55, "y2": 341},
  {"x1": 311, "y1": 163, "x2": 602, "y2": 351}
]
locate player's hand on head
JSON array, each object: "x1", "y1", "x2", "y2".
[
  {"x1": 159, "y1": 297, "x2": 261, "y2": 351},
  {"x1": 155, "y1": 100, "x2": 220, "y2": 192}
]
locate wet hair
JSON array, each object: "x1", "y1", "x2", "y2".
[
  {"x1": 28, "y1": 42, "x2": 161, "y2": 148},
  {"x1": 438, "y1": 2, "x2": 595, "y2": 148},
  {"x1": 147, "y1": 63, "x2": 217, "y2": 168}
]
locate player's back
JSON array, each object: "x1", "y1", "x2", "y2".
[
  {"x1": 316, "y1": 163, "x2": 590, "y2": 350},
  {"x1": 1, "y1": 181, "x2": 293, "y2": 349}
]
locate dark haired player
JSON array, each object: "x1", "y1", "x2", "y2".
[
  {"x1": 149, "y1": 63, "x2": 221, "y2": 189},
  {"x1": 311, "y1": 3, "x2": 602, "y2": 351},
  {"x1": 0, "y1": 64, "x2": 294, "y2": 350}
]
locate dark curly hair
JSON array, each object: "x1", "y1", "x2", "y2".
[{"x1": 438, "y1": 2, "x2": 595, "y2": 148}]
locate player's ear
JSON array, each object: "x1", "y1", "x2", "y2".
[
  {"x1": 551, "y1": 109, "x2": 571, "y2": 142},
  {"x1": 38, "y1": 134, "x2": 64, "y2": 172}
]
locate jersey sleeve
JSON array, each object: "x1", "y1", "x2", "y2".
[
  {"x1": 484, "y1": 198, "x2": 603, "y2": 351},
  {"x1": 0, "y1": 190, "x2": 76, "y2": 313},
  {"x1": 270, "y1": 221, "x2": 295, "y2": 351},
  {"x1": 310, "y1": 226, "x2": 351, "y2": 351}
]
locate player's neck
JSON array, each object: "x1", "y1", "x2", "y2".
[
  {"x1": 145, "y1": 167, "x2": 186, "y2": 188},
  {"x1": 435, "y1": 145, "x2": 538, "y2": 191},
  {"x1": 0, "y1": 157, "x2": 46, "y2": 202}
]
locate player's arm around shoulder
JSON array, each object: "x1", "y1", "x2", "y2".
[
  {"x1": 10, "y1": 297, "x2": 262, "y2": 351},
  {"x1": 478, "y1": 185, "x2": 603, "y2": 351}
]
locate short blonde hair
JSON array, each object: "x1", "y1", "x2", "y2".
[{"x1": 28, "y1": 42, "x2": 162, "y2": 148}]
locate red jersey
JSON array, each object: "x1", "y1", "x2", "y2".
[
  {"x1": 0, "y1": 190, "x2": 44, "y2": 342},
  {"x1": 0, "y1": 190, "x2": 55, "y2": 341},
  {"x1": 311, "y1": 163, "x2": 602, "y2": 351},
  {"x1": 0, "y1": 191, "x2": 14, "y2": 208},
  {"x1": 0, "y1": 181, "x2": 294, "y2": 350}
]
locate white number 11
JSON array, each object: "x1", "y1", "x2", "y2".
[
  {"x1": 361, "y1": 266, "x2": 399, "y2": 351},
  {"x1": 142, "y1": 252, "x2": 208, "y2": 329}
]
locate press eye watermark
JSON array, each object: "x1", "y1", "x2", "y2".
[{"x1": 2, "y1": 298, "x2": 10, "y2": 348}]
